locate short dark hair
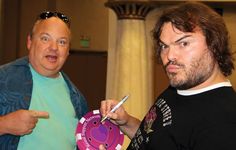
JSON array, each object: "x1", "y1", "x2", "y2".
[{"x1": 153, "y1": 2, "x2": 234, "y2": 76}]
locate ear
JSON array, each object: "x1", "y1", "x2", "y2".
[{"x1": 27, "y1": 34, "x2": 32, "y2": 50}]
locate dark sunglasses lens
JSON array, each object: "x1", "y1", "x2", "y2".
[
  {"x1": 38, "y1": 11, "x2": 70, "y2": 26},
  {"x1": 55, "y1": 12, "x2": 70, "y2": 24},
  {"x1": 39, "y1": 11, "x2": 54, "y2": 19}
]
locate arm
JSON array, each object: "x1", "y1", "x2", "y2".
[
  {"x1": 119, "y1": 113, "x2": 141, "y2": 139},
  {"x1": 100, "y1": 99, "x2": 141, "y2": 139}
]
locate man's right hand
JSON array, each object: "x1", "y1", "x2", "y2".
[
  {"x1": 100, "y1": 99, "x2": 129, "y2": 126},
  {"x1": 0, "y1": 109, "x2": 49, "y2": 135},
  {"x1": 100, "y1": 99, "x2": 141, "y2": 139}
]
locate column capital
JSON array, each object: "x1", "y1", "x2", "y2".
[{"x1": 105, "y1": 0, "x2": 155, "y2": 20}]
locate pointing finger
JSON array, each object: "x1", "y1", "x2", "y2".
[{"x1": 30, "y1": 110, "x2": 49, "y2": 119}]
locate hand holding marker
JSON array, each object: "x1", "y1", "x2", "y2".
[{"x1": 100, "y1": 95, "x2": 129, "y2": 122}]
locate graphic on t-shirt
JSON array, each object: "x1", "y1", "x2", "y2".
[
  {"x1": 156, "y1": 98, "x2": 172, "y2": 127},
  {"x1": 144, "y1": 106, "x2": 157, "y2": 134}
]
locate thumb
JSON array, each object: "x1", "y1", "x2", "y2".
[
  {"x1": 99, "y1": 144, "x2": 106, "y2": 150},
  {"x1": 30, "y1": 110, "x2": 49, "y2": 119}
]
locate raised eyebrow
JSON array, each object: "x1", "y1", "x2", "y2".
[
  {"x1": 174, "y1": 35, "x2": 192, "y2": 43},
  {"x1": 59, "y1": 37, "x2": 69, "y2": 41},
  {"x1": 40, "y1": 32, "x2": 50, "y2": 37}
]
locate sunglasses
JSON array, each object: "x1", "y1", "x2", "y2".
[{"x1": 38, "y1": 11, "x2": 70, "y2": 27}]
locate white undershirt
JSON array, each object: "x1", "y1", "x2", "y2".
[{"x1": 177, "y1": 81, "x2": 232, "y2": 96}]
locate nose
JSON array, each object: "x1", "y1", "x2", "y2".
[
  {"x1": 166, "y1": 46, "x2": 177, "y2": 62},
  {"x1": 50, "y1": 40, "x2": 58, "y2": 51}
]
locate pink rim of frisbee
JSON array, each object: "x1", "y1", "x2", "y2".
[{"x1": 75, "y1": 110, "x2": 124, "y2": 150}]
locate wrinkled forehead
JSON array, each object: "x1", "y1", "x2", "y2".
[{"x1": 158, "y1": 22, "x2": 205, "y2": 45}]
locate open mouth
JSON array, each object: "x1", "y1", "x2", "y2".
[{"x1": 46, "y1": 55, "x2": 58, "y2": 62}]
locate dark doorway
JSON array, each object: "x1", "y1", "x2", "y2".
[{"x1": 62, "y1": 50, "x2": 107, "y2": 111}]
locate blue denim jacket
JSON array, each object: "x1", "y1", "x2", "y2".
[{"x1": 0, "y1": 57, "x2": 88, "y2": 150}]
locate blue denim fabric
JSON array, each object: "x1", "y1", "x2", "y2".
[{"x1": 0, "y1": 57, "x2": 88, "y2": 150}]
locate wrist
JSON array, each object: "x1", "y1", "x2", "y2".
[{"x1": 0, "y1": 116, "x2": 7, "y2": 135}]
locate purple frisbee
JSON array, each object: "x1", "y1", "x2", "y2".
[{"x1": 75, "y1": 110, "x2": 124, "y2": 150}]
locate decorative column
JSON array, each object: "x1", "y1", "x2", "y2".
[{"x1": 105, "y1": 1, "x2": 155, "y2": 148}]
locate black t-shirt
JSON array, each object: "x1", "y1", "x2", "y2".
[{"x1": 127, "y1": 86, "x2": 236, "y2": 150}]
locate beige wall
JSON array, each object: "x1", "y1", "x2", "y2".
[{"x1": 56, "y1": 0, "x2": 108, "y2": 51}]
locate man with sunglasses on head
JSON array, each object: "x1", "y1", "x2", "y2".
[
  {"x1": 99, "y1": 2, "x2": 236, "y2": 150},
  {"x1": 0, "y1": 11, "x2": 88, "y2": 149}
]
